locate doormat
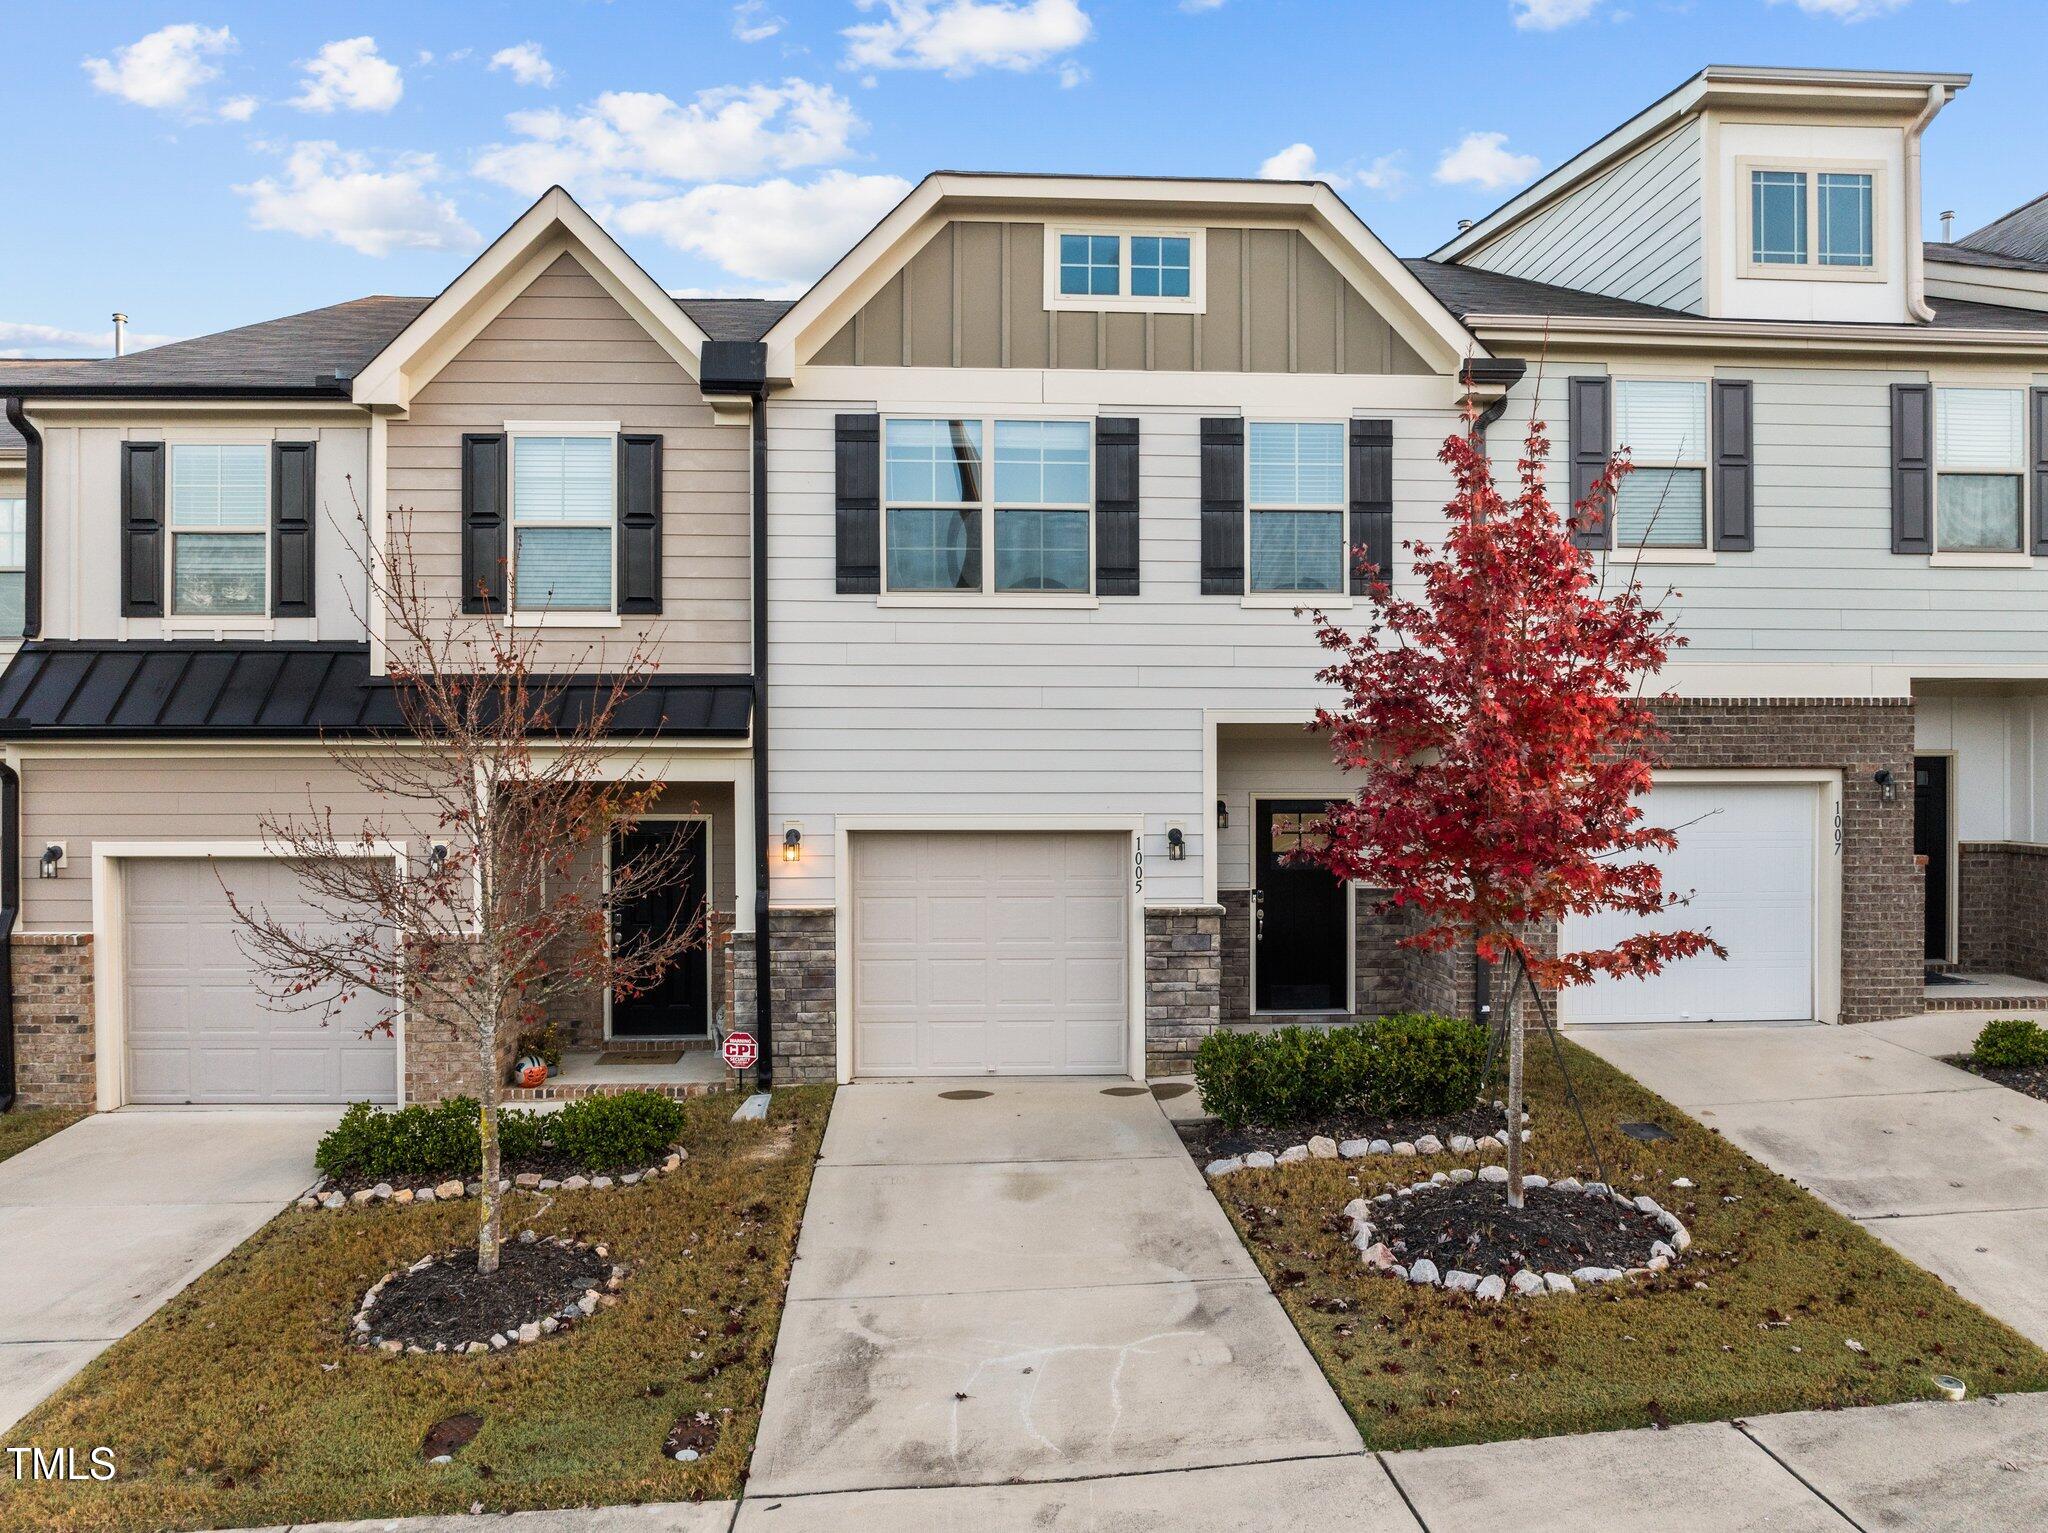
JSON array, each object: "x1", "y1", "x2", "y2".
[{"x1": 598, "y1": 1050, "x2": 685, "y2": 1067}]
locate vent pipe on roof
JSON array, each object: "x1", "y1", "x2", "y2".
[
  {"x1": 1940, "y1": 210, "x2": 1955, "y2": 243},
  {"x1": 1457, "y1": 219, "x2": 1475, "y2": 233},
  {"x1": 111, "y1": 313, "x2": 127, "y2": 357}
]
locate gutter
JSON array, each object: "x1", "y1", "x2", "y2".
[
  {"x1": 4, "y1": 399, "x2": 39, "y2": 639},
  {"x1": 699, "y1": 341, "x2": 776, "y2": 1090},
  {"x1": 1459, "y1": 357, "x2": 1527, "y2": 450},
  {"x1": 1904, "y1": 83, "x2": 1952, "y2": 324},
  {"x1": 1459, "y1": 313, "x2": 2048, "y2": 355}
]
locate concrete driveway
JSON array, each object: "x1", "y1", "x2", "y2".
[
  {"x1": 1576, "y1": 1012, "x2": 2048, "y2": 1345},
  {"x1": 746, "y1": 1078, "x2": 1361, "y2": 1496},
  {"x1": 0, "y1": 1107, "x2": 333, "y2": 1433}
]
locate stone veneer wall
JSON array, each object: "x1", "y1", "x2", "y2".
[
  {"x1": 11, "y1": 933, "x2": 95, "y2": 1110},
  {"x1": 1957, "y1": 842, "x2": 2048, "y2": 983},
  {"x1": 731, "y1": 909, "x2": 837, "y2": 1085},
  {"x1": 1144, "y1": 906, "x2": 1221, "y2": 1075},
  {"x1": 1217, "y1": 889, "x2": 1410, "y2": 1025},
  {"x1": 1656, "y1": 697, "x2": 1918, "y2": 1025}
]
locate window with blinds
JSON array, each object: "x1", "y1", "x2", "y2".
[
  {"x1": 512, "y1": 434, "x2": 614, "y2": 611},
  {"x1": 169, "y1": 444, "x2": 267, "y2": 615},
  {"x1": 0, "y1": 498, "x2": 23, "y2": 636},
  {"x1": 1248, "y1": 421, "x2": 1346, "y2": 593},
  {"x1": 1935, "y1": 388, "x2": 2025, "y2": 553},
  {"x1": 1612, "y1": 380, "x2": 1708, "y2": 549}
]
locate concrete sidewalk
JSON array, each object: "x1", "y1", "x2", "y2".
[
  {"x1": 0, "y1": 1107, "x2": 333, "y2": 1433},
  {"x1": 1576, "y1": 1012, "x2": 2048, "y2": 1346},
  {"x1": 251, "y1": 1392, "x2": 2048, "y2": 1530}
]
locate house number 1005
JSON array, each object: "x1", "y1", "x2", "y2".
[{"x1": 1133, "y1": 838, "x2": 1144, "y2": 894}]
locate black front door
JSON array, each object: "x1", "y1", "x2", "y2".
[
  {"x1": 1914, "y1": 756, "x2": 1951, "y2": 964},
  {"x1": 610, "y1": 820, "x2": 710, "y2": 1038},
  {"x1": 1254, "y1": 799, "x2": 1349, "y2": 1013}
]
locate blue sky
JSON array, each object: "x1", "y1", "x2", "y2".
[{"x1": 4, "y1": 0, "x2": 2042, "y2": 355}]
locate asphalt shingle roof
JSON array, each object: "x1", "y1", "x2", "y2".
[{"x1": 1957, "y1": 192, "x2": 2048, "y2": 267}]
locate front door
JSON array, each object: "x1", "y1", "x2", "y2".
[
  {"x1": 1254, "y1": 799, "x2": 1349, "y2": 1013},
  {"x1": 609, "y1": 820, "x2": 710, "y2": 1038},
  {"x1": 1915, "y1": 756, "x2": 1952, "y2": 964}
]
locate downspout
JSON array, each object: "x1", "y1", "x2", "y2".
[
  {"x1": 1904, "y1": 83, "x2": 1949, "y2": 324},
  {"x1": 5, "y1": 398, "x2": 41, "y2": 638},
  {"x1": 0, "y1": 763, "x2": 19, "y2": 1111},
  {"x1": 748, "y1": 390, "x2": 774, "y2": 1090}
]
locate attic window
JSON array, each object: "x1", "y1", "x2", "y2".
[
  {"x1": 1740, "y1": 160, "x2": 1882, "y2": 280},
  {"x1": 1045, "y1": 226, "x2": 1205, "y2": 314}
]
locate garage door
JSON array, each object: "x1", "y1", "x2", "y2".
[
  {"x1": 851, "y1": 831, "x2": 1130, "y2": 1076},
  {"x1": 125, "y1": 858, "x2": 398, "y2": 1104},
  {"x1": 1560, "y1": 782, "x2": 1818, "y2": 1024}
]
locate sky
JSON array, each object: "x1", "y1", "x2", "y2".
[{"x1": 4, "y1": 0, "x2": 2044, "y2": 356}]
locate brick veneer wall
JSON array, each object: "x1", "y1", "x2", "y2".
[
  {"x1": 1144, "y1": 906, "x2": 1221, "y2": 1074},
  {"x1": 731, "y1": 909, "x2": 836, "y2": 1085},
  {"x1": 1958, "y1": 842, "x2": 2048, "y2": 982},
  {"x1": 400, "y1": 939, "x2": 523, "y2": 1104},
  {"x1": 1218, "y1": 889, "x2": 1410, "y2": 1025},
  {"x1": 547, "y1": 905, "x2": 735, "y2": 1051},
  {"x1": 11, "y1": 933, "x2": 95, "y2": 1110}
]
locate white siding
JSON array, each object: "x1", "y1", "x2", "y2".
[
  {"x1": 1915, "y1": 690, "x2": 2048, "y2": 843},
  {"x1": 1465, "y1": 119, "x2": 1704, "y2": 315}
]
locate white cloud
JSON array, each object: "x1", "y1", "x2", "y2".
[
  {"x1": 1768, "y1": 0, "x2": 1911, "y2": 16},
  {"x1": 1434, "y1": 131, "x2": 1540, "y2": 191},
  {"x1": 236, "y1": 142, "x2": 477, "y2": 256},
  {"x1": 1258, "y1": 142, "x2": 1320, "y2": 181},
  {"x1": 292, "y1": 37, "x2": 403, "y2": 114},
  {"x1": 83, "y1": 23, "x2": 234, "y2": 112},
  {"x1": 843, "y1": 0, "x2": 1091, "y2": 77},
  {"x1": 613, "y1": 170, "x2": 911, "y2": 290},
  {"x1": 473, "y1": 79, "x2": 865, "y2": 199},
  {"x1": 1180, "y1": 0, "x2": 1228, "y2": 9},
  {"x1": 0, "y1": 319, "x2": 180, "y2": 358},
  {"x1": 1257, "y1": 144, "x2": 1406, "y2": 196},
  {"x1": 489, "y1": 42, "x2": 557, "y2": 88},
  {"x1": 732, "y1": 0, "x2": 786, "y2": 41},
  {"x1": 217, "y1": 94, "x2": 259, "y2": 122},
  {"x1": 1057, "y1": 60, "x2": 1088, "y2": 88},
  {"x1": 1354, "y1": 153, "x2": 1406, "y2": 194},
  {"x1": 1512, "y1": 0, "x2": 1603, "y2": 28}
]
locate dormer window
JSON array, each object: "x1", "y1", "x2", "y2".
[
  {"x1": 1045, "y1": 227, "x2": 1204, "y2": 313},
  {"x1": 1742, "y1": 161, "x2": 1882, "y2": 279}
]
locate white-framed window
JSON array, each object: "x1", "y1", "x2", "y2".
[
  {"x1": 169, "y1": 443, "x2": 267, "y2": 616},
  {"x1": 0, "y1": 497, "x2": 23, "y2": 635},
  {"x1": 1044, "y1": 226, "x2": 1205, "y2": 313},
  {"x1": 1741, "y1": 160, "x2": 1882, "y2": 278},
  {"x1": 1934, "y1": 387, "x2": 2027, "y2": 554},
  {"x1": 882, "y1": 416, "x2": 1093, "y2": 597},
  {"x1": 1612, "y1": 380, "x2": 1709, "y2": 550},
  {"x1": 510, "y1": 430, "x2": 615, "y2": 612},
  {"x1": 1247, "y1": 421, "x2": 1346, "y2": 594}
]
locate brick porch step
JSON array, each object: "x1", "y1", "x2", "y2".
[
  {"x1": 1923, "y1": 991, "x2": 2048, "y2": 1013},
  {"x1": 503, "y1": 1079, "x2": 738, "y2": 1103}
]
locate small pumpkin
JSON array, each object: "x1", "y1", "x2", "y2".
[{"x1": 512, "y1": 1054, "x2": 550, "y2": 1089}]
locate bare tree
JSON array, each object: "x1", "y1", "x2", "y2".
[{"x1": 228, "y1": 495, "x2": 705, "y2": 1275}]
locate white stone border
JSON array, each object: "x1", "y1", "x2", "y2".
[
  {"x1": 351, "y1": 1234, "x2": 628, "y2": 1356},
  {"x1": 1339, "y1": 1174, "x2": 1691, "y2": 1301},
  {"x1": 1206, "y1": 1114, "x2": 1531, "y2": 1180},
  {"x1": 300, "y1": 1150, "x2": 686, "y2": 1211}
]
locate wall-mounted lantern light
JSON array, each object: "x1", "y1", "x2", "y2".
[
  {"x1": 1216, "y1": 799, "x2": 1228, "y2": 830},
  {"x1": 37, "y1": 843, "x2": 65, "y2": 879},
  {"x1": 427, "y1": 841, "x2": 450, "y2": 871},
  {"x1": 782, "y1": 825, "x2": 803, "y2": 863},
  {"x1": 1873, "y1": 768, "x2": 1897, "y2": 805},
  {"x1": 1166, "y1": 826, "x2": 1187, "y2": 862}
]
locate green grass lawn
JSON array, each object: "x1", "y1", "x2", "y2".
[
  {"x1": 0, "y1": 1085, "x2": 832, "y2": 1533},
  {"x1": 1213, "y1": 1038, "x2": 2048, "y2": 1451},
  {"x1": 0, "y1": 1107, "x2": 85, "y2": 1166}
]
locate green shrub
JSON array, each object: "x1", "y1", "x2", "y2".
[
  {"x1": 551, "y1": 1091, "x2": 687, "y2": 1171},
  {"x1": 314, "y1": 1089, "x2": 682, "y2": 1181},
  {"x1": 1192, "y1": 1014, "x2": 1487, "y2": 1132},
  {"x1": 1972, "y1": 1018, "x2": 2048, "y2": 1071}
]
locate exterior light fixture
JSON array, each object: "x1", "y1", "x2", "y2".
[
  {"x1": 37, "y1": 843, "x2": 64, "y2": 879},
  {"x1": 427, "y1": 842, "x2": 450, "y2": 871},
  {"x1": 1166, "y1": 826, "x2": 1187, "y2": 862},
  {"x1": 1216, "y1": 799, "x2": 1228, "y2": 829},
  {"x1": 1874, "y1": 768, "x2": 1897, "y2": 805},
  {"x1": 782, "y1": 826, "x2": 803, "y2": 863}
]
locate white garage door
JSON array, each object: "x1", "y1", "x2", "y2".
[
  {"x1": 125, "y1": 858, "x2": 398, "y2": 1104},
  {"x1": 851, "y1": 831, "x2": 1130, "y2": 1076},
  {"x1": 1560, "y1": 782, "x2": 1819, "y2": 1025}
]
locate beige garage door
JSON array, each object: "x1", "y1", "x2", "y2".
[
  {"x1": 851, "y1": 831, "x2": 1130, "y2": 1077},
  {"x1": 125, "y1": 858, "x2": 399, "y2": 1105}
]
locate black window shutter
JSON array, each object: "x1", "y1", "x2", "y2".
[
  {"x1": 270, "y1": 440, "x2": 317, "y2": 617},
  {"x1": 2032, "y1": 388, "x2": 2048, "y2": 558},
  {"x1": 617, "y1": 433, "x2": 663, "y2": 614},
  {"x1": 1094, "y1": 417, "x2": 1140, "y2": 596},
  {"x1": 1349, "y1": 418, "x2": 1393, "y2": 593},
  {"x1": 1711, "y1": 380, "x2": 1754, "y2": 553},
  {"x1": 119, "y1": 441, "x2": 165, "y2": 617},
  {"x1": 1568, "y1": 376, "x2": 1612, "y2": 551},
  {"x1": 835, "y1": 413, "x2": 881, "y2": 594},
  {"x1": 1199, "y1": 417, "x2": 1245, "y2": 595},
  {"x1": 1890, "y1": 383, "x2": 1933, "y2": 555},
  {"x1": 460, "y1": 433, "x2": 507, "y2": 613}
]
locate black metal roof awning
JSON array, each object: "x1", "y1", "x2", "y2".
[{"x1": 0, "y1": 642, "x2": 753, "y2": 741}]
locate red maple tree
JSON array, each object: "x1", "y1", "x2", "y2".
[{"x1": 1307, "y1": 407, "x2": 1720, "y2": 1207}]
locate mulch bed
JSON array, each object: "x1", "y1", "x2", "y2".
[
  {"x1": 1360, "y1": 1181, "x2": 1671, "y2": 1278},
  {"x1": 1949, "y1": 1057, "x2": 2048, "y2": 1103},
  {"x1": 1180, "y1": 1103, "x2": 1513, "y2": 1162},
  {"x1": 358, "y1": 1237, "x2": 613, "y2": 1353}
]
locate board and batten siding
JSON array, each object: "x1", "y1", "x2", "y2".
[
  {"x1": 763, "y1": 393, "x2": 1464, "y2": 910},
  {"x1": 812, "y1": 222, "x2": 1431, "y2": 376},
  {"x1": 387, "y1": 252, "x2": 752, "y2": 671},
  {"x1": 32, "y1": 420, "x2": 369, "y2": 643},
  {"x1": 1464, "y1": 118, "x2": 1705, "y2": 315}
]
